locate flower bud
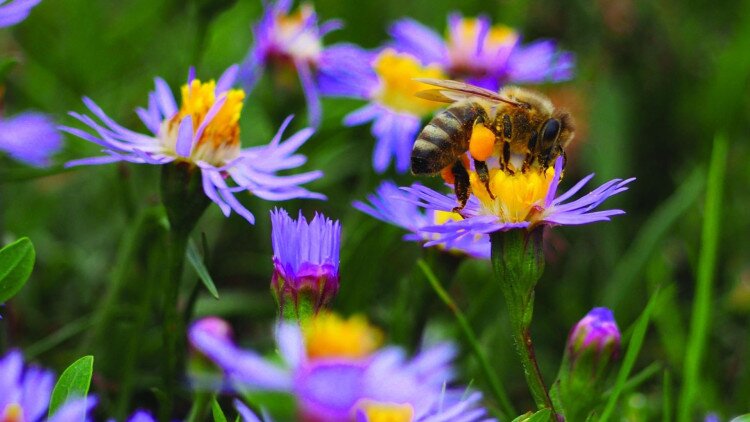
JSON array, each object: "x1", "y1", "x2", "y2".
[
  {"x1": 567, "y1": 307, "x2": 621, "y2": 359},
  {"x1": 270, "y1": 209, "x2": 341, "y2": 322},
  {"x1": 555, "y1": 307, "x2": 621, "y2": 421}
]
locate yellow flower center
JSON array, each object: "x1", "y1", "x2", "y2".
[
  {"x1": 1, "y1": 404, "x2": 24, "y2": 422},
  {"x1": 303, "y1": 313, "x2": 382, "y2": 359},
  {"x1": 165, "y1": 79, "x2": 245, "y2": 166},
  {"x1": 373, "y1": 49, "x2": 446, "y2": 116},
  {"x1": 470, "y1": 166, "x2": 556, "y2": 224},
  {"x1": 447, "y1": 18, "x2": 519, "y2": 72},
  {"x1": 355, "y1": 401, "x2": 414, "y2": 422},
  {"x1": 274, "y1": 4, "x2": 322, "y2": 61},
  {"x1": 433, "y1": 210, "x2": 463, "y2": 225}
]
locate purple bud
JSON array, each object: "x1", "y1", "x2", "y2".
[
  {"x1": 270, "y1": 208, "x2": 341, "y2": 319},
  {"x1": 567, "y1": 307, "x2": 621, "y2": 359}
]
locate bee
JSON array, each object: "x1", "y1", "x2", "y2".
[{"x1": 410, "y1": 79, "x2": 575, "y2": 212}]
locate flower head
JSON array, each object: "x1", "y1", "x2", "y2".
[
  {"x1": 241, "y1": 0, "x2": 355, "y2": 126},
  {"x1": 567, "y1": 307, "x2": 621, "y2": 358},
  {"x1": 62, "y1": 66, "x2": 325, "y2": 224},
  {"x1": 405, "y1": 156, "x2": 634, "y2": 240},
  {"x1": 389, "y1": 13, "x2": 574, "y2": 91},
  {"x1": 271, "y1": 208, "x2": 341, "y2": 316},
  {"x1": 353, "y1": 180, "x2": 489, "y2": 259},
  {"x1": 189, "y1": 314, "x2": 489, "y2": 422},
  {"x1": 0, "y1": 350, "x2": 95, "y2": 422},
  {"x1": 0, "y1": 112, "x2": 62, "y2": 167},
  {"x1": 0, "y1": 0, "x2": 41, "y2": 28}
]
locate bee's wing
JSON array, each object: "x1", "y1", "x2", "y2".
[{"x1": 414, "y1": 78, "x2": 523, "y2": 107}]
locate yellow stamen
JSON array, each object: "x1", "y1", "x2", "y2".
[
  {"x1": 1, "y1": 404, "x2": 24, "y2": 422},
  {"x1": 433, "y1": 210, "x2": 463, "y2": 225},
  {"x1": 355, "y1": 400, "x2": 414, "y2": 422},
  {"x1": 176, "y1": 79, "x2": 245, "y2": 150},
  {"x1": 450, "y1": 18, "x2": 518, "y2": 49},
  {"x1": 373, "y1": 49, "x2": 446, "y2": 116},
  {"x1": 470, "y1": 166, "x2": 556, "y2": 224},
  {"x1": 274, "y1": 4, "x2": 322, "y2": 61},
  {"x1": 303, "y1": 313, "x2": 382, "y2": 359}
]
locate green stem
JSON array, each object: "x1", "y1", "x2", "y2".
[
  {"x1": 490, "y1": 229, "x2": 554, "y2": 413},
  {"x1": 185, "y1": 391, "x2": 212, "y2": 422},
  {"x1": 161, "y1": 228, "x2": 189, "y2": 421},
  {"x1": 417, "y1": 259, "x2": 516, "y2": 419}
]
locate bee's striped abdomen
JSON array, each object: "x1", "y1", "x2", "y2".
[{"x1": 411, "y1": 101, "x2": 485, "y2": 174}]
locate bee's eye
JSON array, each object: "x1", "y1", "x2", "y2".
[{"x1": 540, "y1": 118, "x2": 561, "y2": 145}]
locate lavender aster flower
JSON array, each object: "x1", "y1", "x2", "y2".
[
  {"x1": 405, "y1": 156, "x2": 634, "y2": 241},
  {"x1": 319, "y1": 47, "x2": 447, "y2": 173},
  {"x1": 567, "y1": 307, "x2": 621, "y2": 358},
  {"x1": 270, "y1": 208, "x2": 341, "y2": 315},
  {"x1": 0, "y1": 0, "x2": 41, "y2": 27},
  {"x1": 353, "y1": 180, "x2": 489, "y2": 259},
  {"x1": 389, "y1": 13, "x2": 575, "y2": 91},
  {"x1": 0, "y1": 112, "x2": 62, "y2": 166},
  {"x1": 62, "y1": 65, "x2": 325, "y2": 224},
  {"x1": 241, "y1": 0, "x2": 364, "y2": 127},
  {"x1": 189, "y1": 314, "x2": 488, "y2": 422},
  {"x1": 0, "y1": 350, "x2": 95, "y2": 422}
]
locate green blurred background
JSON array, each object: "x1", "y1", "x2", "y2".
[{"x1": 1, "y1": 0, "x2": 749, "y2": 419}]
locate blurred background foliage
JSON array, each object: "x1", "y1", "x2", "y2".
[{"x1": 1, "y1": 0, "x2": 749, "y2": 419}]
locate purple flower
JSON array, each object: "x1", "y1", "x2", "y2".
[
  {"x1": 353, "y1": 180, "x2": 489, "y2": 259},
  {"x1": 389, "y1": 13, "x2": 575, "y2": 91},
  {"x1": 567, "y1": 307, "x2": 621, "y2": 358},
  {"x1": 62, "y1": 65, "x2": 325, "y2": 224},
  {"x1": 0, "y1": 112, "x2": 62, "y2": 166},
  {"x1": 0, "y1": 350, "x2": 95, "y2": 422},
  {"x1": 0, "y1": 0, "x2": 41, "y2": 27},
  {"x1": 319, "y1": 47, "x2": 447, "y2": 173},
  {"x1": 189, "y1": 315, "x2": 490, "y2": 422},
  {"x1": 404, "y1": 156, "x2": 634, "y2": 240},
  {"x1": 241, "y1": 0, "x2": 364, "y2": 127},
  {"x1": 270, "y1": 208, "x2": 341, "y2": 313}
]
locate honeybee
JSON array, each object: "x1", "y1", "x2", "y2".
[{"x1": 410, "y1": 79, "x2": 575, "y2": 212}]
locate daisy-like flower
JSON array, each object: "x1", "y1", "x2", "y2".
[
  {"x1": 320, "y1": 48, "x2": 447, "y2": 173},
  {"x1": 389, "y1": 13, "x2": 574, "y2": 91},
  {"x1": 189, "y1": 313, "x2": 490, "y2": 422},
  {"x1": 270, "y1": 208, "x2": 341, "y2": 315},
  {"x1": 353, "y1": 180, "x2": 489, "y2": 259},
  {"x1": 0, "y1": 112, "x2": 62, "y2": 166},
  {"x1": 0, "y1": 0, "x2": 41, "y2": 27},
  {"x1": 241, "y1": 0, "x2": 365, "y2": 127},
  {"x1": 0, "y1": 350, "x2": 95, "y2": 422},
  {"x1": 404, "y1": 157, "x2": 634, "y2": 241},
  {"x1": 62, "y1": 65, "x2": 324, "y2": 224}
]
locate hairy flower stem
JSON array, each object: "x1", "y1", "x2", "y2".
[
  {"x1": 159, "y1": 163, "x2": 211, "y2": 420},
  {"x1": 490, "y1": 229, "x2": 555, "y2": 413}
]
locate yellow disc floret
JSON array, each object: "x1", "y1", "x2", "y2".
[
  {"x1": 355, "y1": 401, "x2": 414, "y2": 422},
  {"x1": 470, "y1": 166, "x2": 556, "y2": 224},
  {"x1": 303, "y1": 313, "x2": 383, "y2": 359},
  {"x1": 1, "y1": 404, "x2": 24, "y2": 422},
  {"x1": 373, "y1": 49, "x2": 446, "y2": 116},
  {"x1": 167, "y1": 79, "x2": 245, "y2": 166}
]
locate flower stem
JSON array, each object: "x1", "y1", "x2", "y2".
[{"x1": 490, "y1": 229, "x2": 555, "y2": 413}]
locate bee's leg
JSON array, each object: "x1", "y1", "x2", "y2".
[
  {"x1": 451, "y1": 160, "x2": 470, "y2": 214},
  {"x1": 522, "y1": 132, "x2": 539, "y2": 173},
  {"x1": 560, "y1": 147, "x2": 567, "y2": 169},
  {"x1": 474, "y1": 159, "x2": 495, "y2": 200},
  {"x1": 502, "y1": 141, "x2": 514, "y2": 175}
]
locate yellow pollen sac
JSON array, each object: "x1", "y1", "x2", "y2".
[
  {"x1": 303, "y1": 313, "x2": 383, "y2": 359},
  {"x1": 433, "y1": 209, "x2": 463, "y2": 225},
  {"x1": 373, "y1": 49, "x2": 446, "y2": 116},
  {"x1": 470, "y1": 166, "x2": 556, "y2": 224},
  {"x1": 355, "y1": 401, "x2": 414, "y2": 422},
  {"x1": 1, "y1": 404, "x2": 24, "y2": 422},
  {"x1": 468, "y1": 125, "x2": 495, "y2": 162},
  {"x1": 175, "y1": 79, "x2": 245, "y2": 151}
]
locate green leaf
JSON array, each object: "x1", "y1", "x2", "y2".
[
  {"x1": 211, "y1": 397, "x2": 228, "y2": 422},
  {"x1": 511, "y1": 408, "x2": 552, "y2": 422},
  {"x1": 0, "y1": 237, "x2": 35, "y2": 303},
  {"x1": 186, "y1": 238, "x2": 219, "y2": 299},
  {"x1": 599, "y1": 288, "x2": 661, "y2": 421},
  {"x1": 48, "y1": 355, "x2": 94, "y2": 419},
  {"x1": 678, "y1": 134, "x2": 728, "y2": 421}
]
